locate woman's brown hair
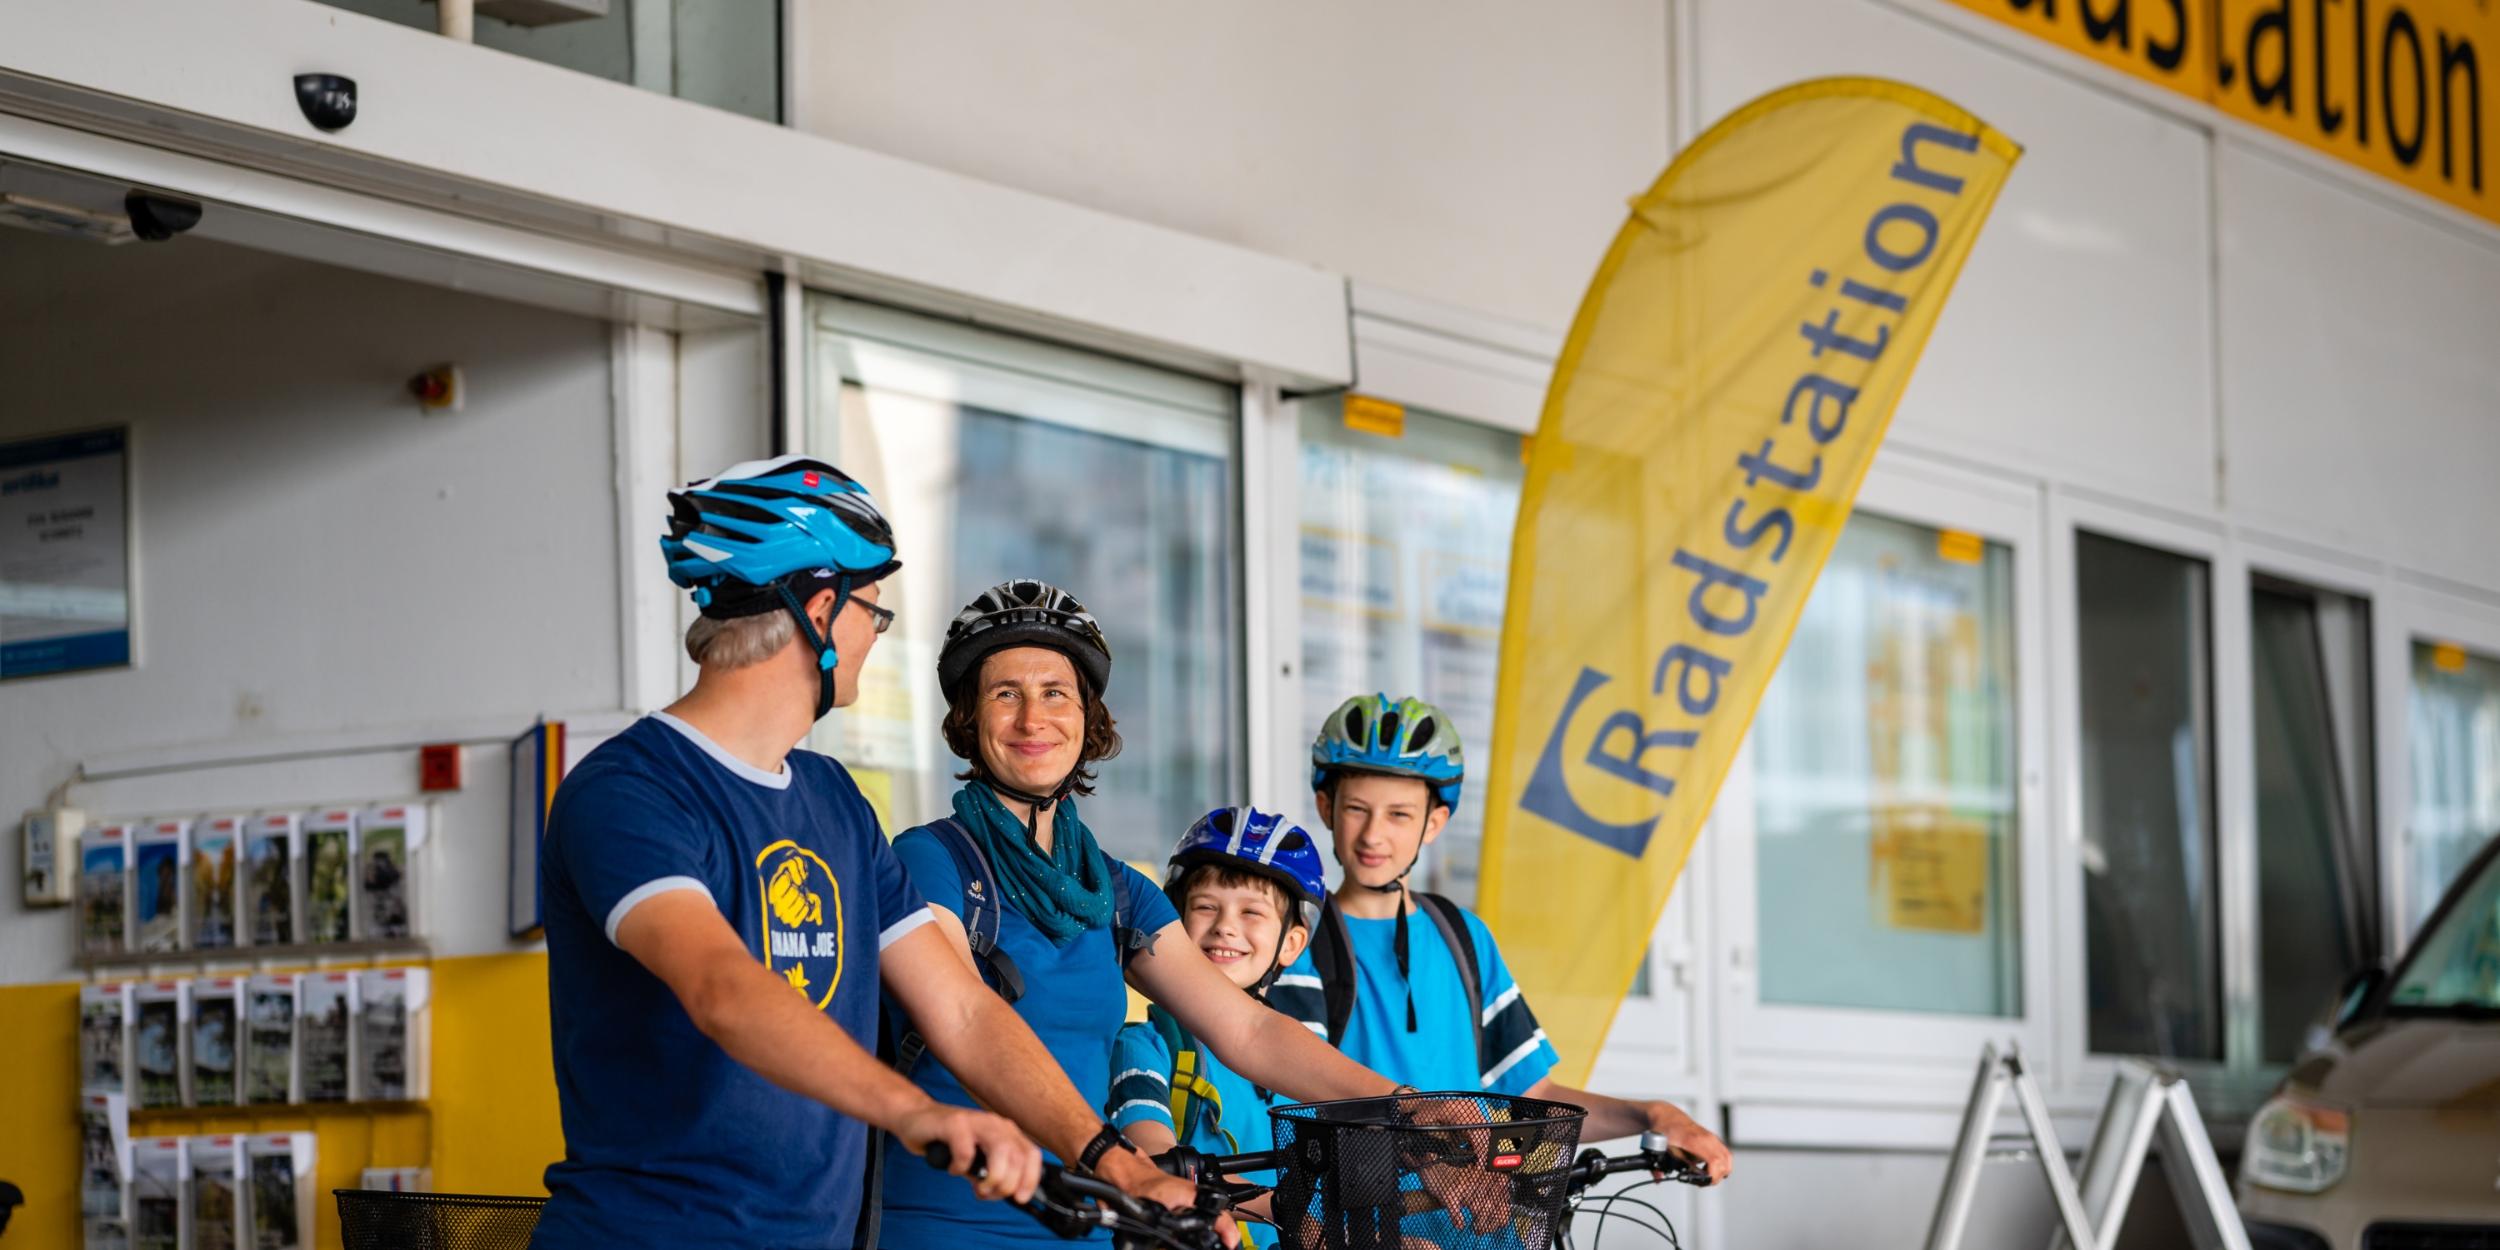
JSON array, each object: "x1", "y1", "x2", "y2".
[{"x1": 942, "y1": 655, "x2": 1123, "y2": 796}]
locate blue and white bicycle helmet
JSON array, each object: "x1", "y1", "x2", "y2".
[
  {"x1": 1166, "y1": 806, "x2": 1328, "y2": 922},
  {"x1": 1310, "y1": 694, "x2": 1465, "y2": 812},
  {"x1": 659, "y1": 455, "x2": 899, "y2": 715}
]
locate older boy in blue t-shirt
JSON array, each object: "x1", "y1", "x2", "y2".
[{"x1": 1270, "y1": 695, "x2": 1735, "y2": 1182}]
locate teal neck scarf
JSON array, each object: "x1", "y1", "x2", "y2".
[{"x1": 951, "y1": 781, "x2": 1116, "y2": 946}]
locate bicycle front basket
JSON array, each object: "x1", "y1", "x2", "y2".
[{"x1": 1265, "y1": 1092, "x2": 1585, "y2": 1250}]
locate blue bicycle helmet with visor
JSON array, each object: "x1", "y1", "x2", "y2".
[
  {"x1": 1167, "y1": 805, "x2": 1327, "y2": 991},
  {"x1": 659, "y1": 455, "x2": 899, "y2": 717}
]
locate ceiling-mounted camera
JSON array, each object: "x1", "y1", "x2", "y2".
[
  {"x1": 294, "y1": 73, "x2": 358, "y2": 132},
  {"x1": 125, "y1": 191, "x2": 203, "y2": 242}
]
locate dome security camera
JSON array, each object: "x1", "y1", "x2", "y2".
[
  {"x1": 125, "y1": 191, "x2": 203, "y2": 242},
  {"x1": 294, "y1": 73, "x2": 358, "y2": 131}
]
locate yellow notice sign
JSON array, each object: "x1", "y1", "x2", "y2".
[
  {"x1": 1871, "y1": 809, "x2": 1992, "y2": 933},
  {"x1": 1944, "y1": 0, "x2": 2498, "y2": 228}
]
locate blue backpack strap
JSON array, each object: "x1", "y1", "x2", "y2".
[
  {"x1": 889, "y1": 819, "x2": 1026, "y2": 1079},
  {"x1": 1108, "y1": 856, "x2": 1156, "y2": 969},
  {"x1": 929, "y1": 816, "x2": 1024, "y2": 1002}
]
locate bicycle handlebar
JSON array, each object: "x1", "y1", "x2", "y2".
[
  {"x1": 1564, "y1": 1132, "x2": 1715, "y2": 1194},
  {"x1": 923, "y1": 1143, "x2": 1230, "y2": 1250}
]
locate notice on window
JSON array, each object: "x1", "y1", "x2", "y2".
[
  {"x1": 2, "y1": 428, "x2": 129, "y2": 680},
  {"x1": 1870, "y1": 808, "x2": 1991, "y2": 934}
]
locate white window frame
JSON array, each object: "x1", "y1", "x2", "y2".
[
  {"x1": 802, "y1": 293, "x2": 1248, "y2": 840},
  {"x1": 1715, "y1": 449, "x2": 2053, "y2": 1111},
  {"x1": 2230, "y1": 530, "x2": 2392, "y2": 1062},
  {"x1": 2377, "y1": 578, "x2": 2500, "y2": 946},
  {"x1": 2049, "y1": 489, "x2": 2237, "y2": 1104}
]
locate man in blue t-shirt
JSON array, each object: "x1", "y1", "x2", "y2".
[
  {"x1": 1272, "y1": 695, "x2": 1735, "y2": 1184},
  {"x1": 534, "y1": 458, "x2": 1209, "y2": 1250}
]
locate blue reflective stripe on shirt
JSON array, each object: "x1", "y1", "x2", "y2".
[
  {"x1": 534, "y1": 717, "x2": 922, "y2": 1250},
  {"x1": 879, "y1": 829, "x2": 1180, "y2": 1250}
]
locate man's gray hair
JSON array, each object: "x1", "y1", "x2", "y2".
[{"x1": 685, "y1": 611, "x2": 794, "y2": 670}]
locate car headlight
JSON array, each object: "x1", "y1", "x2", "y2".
[{"x1": 2242, "y1": 1094, "x2": 2350, "y2": 1194}]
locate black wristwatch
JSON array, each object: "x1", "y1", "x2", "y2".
[{"x1": 1077, "y1": 1123, "x2": 1133, "y2": 1173}]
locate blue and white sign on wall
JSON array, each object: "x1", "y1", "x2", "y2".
[{"x1": 2, "y1": 428, "x2": 130, "y2": 679}]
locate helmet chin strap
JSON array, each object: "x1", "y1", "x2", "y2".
[
  {"x1": 773, "y1": 576, "x2": 852, "y2": 721},
  {"x1": 979, "y1": 768, "x2": 1081, "y2": 847},
  {"x1": 1351, "y1": 852, "x2": 1425, "y2": 1032}
]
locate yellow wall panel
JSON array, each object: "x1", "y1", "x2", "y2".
[{"x1": 0, "y1": 952, "x2": 559, "y2": 1249}]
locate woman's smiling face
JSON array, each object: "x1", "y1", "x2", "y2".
[{"x1": 973, "y1": 646, "x2": 1086, "y2": 795}]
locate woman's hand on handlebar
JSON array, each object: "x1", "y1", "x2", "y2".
[
  {"x1": 1093, "y1": 1145, "x2": 1241, "y2": 1249},
  {"x1": 899, "y1": 1103, "x2": 1042, "y2": 1203}
]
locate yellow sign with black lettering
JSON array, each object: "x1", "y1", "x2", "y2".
[{"x1": 1945, "y1": 0, "x2": 2496, "y2": 227}]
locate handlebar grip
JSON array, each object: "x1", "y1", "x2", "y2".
[{"x1": 923, "y1": 1142, "x2": 989, "y2": 1181}]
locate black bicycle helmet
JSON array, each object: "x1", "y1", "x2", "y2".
[{"x1": 937, "y1": 579, "x2": 1112, "y2": 697}]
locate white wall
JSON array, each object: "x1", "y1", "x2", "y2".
[
  {"x1": 1695, "y1": 0, "x2": 2219, "y2": 513},
  {"x1": 2215, "y1": 140, "x2": 2500, "y2": 590},
  {"x1": 0, "y1": 229, "x2": 625, "y2": 983},
  {"x1": 795, "y1": 0, "x2": 1672, "y2": 333}
]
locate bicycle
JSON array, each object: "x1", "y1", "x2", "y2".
[{"x1": 950, "y1": 1091, "x2": 1714, "y2": 1250}]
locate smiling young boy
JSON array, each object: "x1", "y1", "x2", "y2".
[
  {"x1": 1106, "y1": 807, "x2": 1328, "y2": 1241},
  {"x1": 1271, "y1": 694, "x2": 1735, "y2": 1182}
]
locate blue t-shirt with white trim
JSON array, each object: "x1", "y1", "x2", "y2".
[
  {"x1": 535, "y1": 714, "x2": 929, "y2": 1250},
  {"x1": 1277, "y1": 904, "x2": 1558, "y2": 1096}
]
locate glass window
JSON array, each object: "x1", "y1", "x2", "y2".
[
  {"x1": 806, "y1": 303, "x2": 1241, "y2": 865},
  {"x1": 317, "y1": 0, "x2": 781, "y2": 122},
  {"x1": 2077, "y1": 532, "x2": 2220, "y2": 1060},
  {"x1": 2250, "y1": 581, "x2": 2378, "y2": 1061},
  {"x1": 2407, "y1": 641, "x2": 2500, "y2": 936},
  {"x1": 1296, "y1": 402, "x2": 1523, "y2": 907},
  {"x1": 1751, "y1": 513, "x2": 2021, "y2": 1017},
  {"x1": 2387, "y1": 839, "x2": 2500, "y2": 1011}
]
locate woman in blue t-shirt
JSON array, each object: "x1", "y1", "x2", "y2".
[{"x1": 876, "y1": 580, "x2": 1404, "y2": 1250}]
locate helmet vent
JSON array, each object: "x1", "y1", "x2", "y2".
[
  {"x1": 1346, "y1": 704, "x2": 1369, "y2": 748},
  {"x1": 1378, "y1": 710, "x2": 1402, "y2": 752},
  {"x1": 701, "y1": 497, "x2": 781, "y2": 527},
  {"x1": 1411, "y1": 716, "x2": 1438, "y2": 752}
]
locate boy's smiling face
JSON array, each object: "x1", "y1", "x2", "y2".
[
  {"x1": 1316, "y1": 772, "x2": 1447, "y2": 892},
  {"x1": 1181, "y1": 874, "x2": 1309, "y2": 991}
]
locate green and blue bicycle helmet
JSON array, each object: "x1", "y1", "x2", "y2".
[
  {"x1": 1310, "y1": 694, "x2": 1465, "y2": 813},
  {"x1": 659, "y1": 455, "x2": 899, "y2": 716}
]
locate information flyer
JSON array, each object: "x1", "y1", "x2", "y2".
[{"x1": 1, "y1": 427, "x2": 128, "y2": 678}]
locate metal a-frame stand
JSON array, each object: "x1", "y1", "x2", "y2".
[{"x1": 1923, "y1": 1043, "x2": 2252, "y2": 1250}]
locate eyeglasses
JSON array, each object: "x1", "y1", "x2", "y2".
[{"x1": 850, "y1": 597, "x2": 895, "y2": 635}]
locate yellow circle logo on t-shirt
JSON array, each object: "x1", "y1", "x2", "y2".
[{"x1": 754, "y1": 840, "x2": 845, "y2": 1009}]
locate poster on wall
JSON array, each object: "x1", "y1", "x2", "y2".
[{"x1": 0, "y1": 426, "x2": 130, "y2": 679}]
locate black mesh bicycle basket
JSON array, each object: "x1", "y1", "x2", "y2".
[
  {"x1": 334, "y1": 1188, "x2": 545, "y2": 1250},
  {"x1": 1265, "y1": 1092, "x2": 1585, "y2": 1250}
]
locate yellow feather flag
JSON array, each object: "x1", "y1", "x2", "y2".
[{"x1": 1477, "y1": 79, "x2": 2020, "y2": 1085}]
